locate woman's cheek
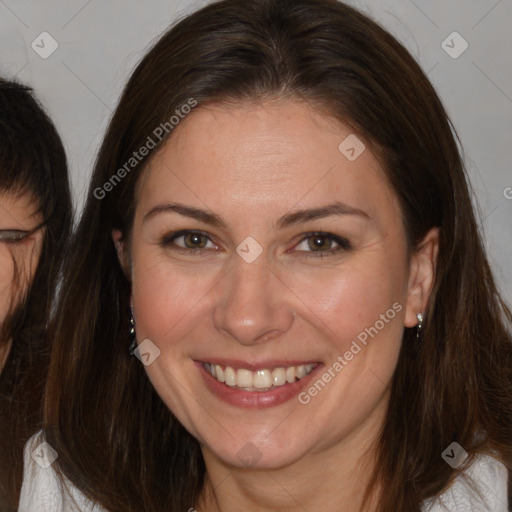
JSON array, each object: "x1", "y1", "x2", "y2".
[
  {"x1": 289, "y1": 262, "x2": 393, "y2": 330},
  {"x1": 132, "y1": 257, "x2": 212, "y2": 341}
]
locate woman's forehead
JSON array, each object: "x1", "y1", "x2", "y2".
[
  {"x1": 134, "y1": 100, "x2": 400, "y2": 230},
  {"x1": 0, "y1": 191, "x2": 40, "y2": 225}
]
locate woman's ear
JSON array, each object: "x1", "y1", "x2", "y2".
[
  {"x1": 112, "y1": 229, "x2": 130, "y2": 278},
  {"x1": 404, "y1": 227, "x2": 440, "y2": 328}
]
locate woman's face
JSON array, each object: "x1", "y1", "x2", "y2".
[
  {"x1": 120, "y1": 99, "x2": 437, "y2": 471},
  {"x1": 0, "y1": 192, "x2": 44, "y2": 363}
]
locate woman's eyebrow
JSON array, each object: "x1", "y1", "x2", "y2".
[
  {"x1": 143, "y1": 203, "x2": 227, "y2": 228},
  {"x1": 275, "y1": 202, "x2": 371, "y2": 229},
  {"x1": 142, "y1": 201, "x2": 370, "y2": 229}
]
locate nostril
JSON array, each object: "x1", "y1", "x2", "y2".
[{"x1": 257, "y1": 330, "x2": 281, "y2": 343}]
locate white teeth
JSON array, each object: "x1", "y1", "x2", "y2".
[
  {"x1": 272, "y1": 367, "x2": 286, "y2": 386},
  {"x1": 215, "y1": 365, "x2": 225, "y2": 383},
  {"x1": 253, "y1": 369, "x2": 272, "y2": 389},
  {"x1": 296, "y1": 365, "x2": 306, "y2": 379},
  {"x1": 205, "y1": 362, "x2": 317, "y2": 391},
  {"x1": 285, "y1": 366, "x2": 296, "y2": 383},
  {"x1": 224, "y1": 366, "x2": 236, "y2": 386},
  {"x1": 236, "y1": 369, "x2": 253, "y2": 388}
]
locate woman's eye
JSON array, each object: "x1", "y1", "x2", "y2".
[
  {"x1": 293, "y1": 232, "x2": 351, "y2": 257},
  {"x1": 0, "y1": 230, "x2": 29, "y2": 244},
  {"x1": 160, "y1": 230, "x2": 351, "y2": 258},
  {"x1": 161, "y1": 230, "x2": 218, "y2": 253}
]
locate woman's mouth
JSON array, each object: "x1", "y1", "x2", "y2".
[
  {"x1": 203, "y1": 362, "x2": 317, "y2": 391},
  {"x1": 197, "y1": 360, "x2": 323, "y2": 408}
]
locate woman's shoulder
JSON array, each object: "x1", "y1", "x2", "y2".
[
  {"x1": 18, "y1": 431, "x2": 106, "y2": 512},
  {"x1": 421, "y1": 452, "x2": 509, "y2": 512}
]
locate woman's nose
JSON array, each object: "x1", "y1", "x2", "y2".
[{"x1": 212, "y1": 253, "x2": 295, "y2": 347}]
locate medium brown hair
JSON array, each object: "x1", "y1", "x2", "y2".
[
  {"x1": 44, "y1": 0, "x2": 512, "y2": 510},
  {"x1": 0, "y1": 78, "x2": 72, "y2": 510}
]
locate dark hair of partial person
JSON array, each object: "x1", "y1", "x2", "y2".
[
  {"x1": 42, "y1": 0, "x2": 512, "y2": 510},
  {"x1": 0, "y1": 77, "x2": 73, "y2": 511}
]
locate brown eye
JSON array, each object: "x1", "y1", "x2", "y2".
[
  {"x1": 293, "y1": 232, "x2": 351, "y2": 257},
  {"x1": 160, "y1": 230, "x2": 218, "y2": 253},
  {"x1": 183, "y1": 232, "x2": 208, "y2": 249},
  {"x1": 308, "y1": 234, "x2": 333, "y2": 251}
]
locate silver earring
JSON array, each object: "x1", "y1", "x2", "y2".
[
  {"x1": 128, "y1": 308, "x2": 137, "y2": 356},
  {"x1": 416, "y1": 312, "x2": 423, "y2": 339}
]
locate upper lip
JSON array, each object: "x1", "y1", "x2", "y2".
[{"x1": 197, "y1": 359, "x2": 321, "y2": 371}]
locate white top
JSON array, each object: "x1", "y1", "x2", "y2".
[
  {"x1": 19, "y1": 431, "x2": 509, "y2": 511},
  {"x1": 18, "y1": 432, "x2": 106, "y2": 512}
]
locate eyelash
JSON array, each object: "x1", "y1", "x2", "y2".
[{"x1": 159, "y1": 229, "x2": 352, "y2": 258}]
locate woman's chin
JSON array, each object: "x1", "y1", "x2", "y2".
[{"x1": 200, "y1": 432, "x2": 316, "y2": 471}]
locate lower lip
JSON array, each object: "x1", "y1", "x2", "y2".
[{"x1": 195, "y1": 362, "x2": 323, "y2": 408}]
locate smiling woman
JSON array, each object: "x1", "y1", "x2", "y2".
[
  {"x1": 18, "y1": 0, "x2": 512, "y2": 511},
  {"x1": 0, "y1": 78, "x2": 72, "y2": 510}
]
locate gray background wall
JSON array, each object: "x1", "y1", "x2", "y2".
[{"x1": 1, "y1": 0, "x2": 511, "y2": 305}]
